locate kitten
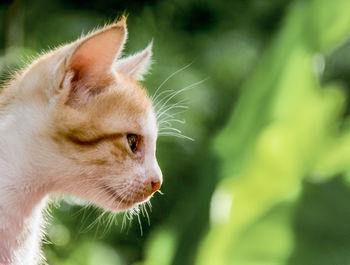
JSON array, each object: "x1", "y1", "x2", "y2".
[{"x1": 0, "y1": 17, "x2": 162, "y2": 265}]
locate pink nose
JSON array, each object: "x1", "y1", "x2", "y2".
[{"x1": 151, "y1": 179, "x2": 162, "y2": 193}]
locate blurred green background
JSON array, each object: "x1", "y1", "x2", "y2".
[{"x1": 2, "y1": 0, "x2": 350, "y2": 264}]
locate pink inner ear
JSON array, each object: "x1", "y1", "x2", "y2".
[{"x1": 70, "y1": 25, "x2": 126, "y2": 79}]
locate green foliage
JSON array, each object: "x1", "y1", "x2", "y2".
[{"x1": 197, "y1": 0, "x2": 350, "y2": 264}]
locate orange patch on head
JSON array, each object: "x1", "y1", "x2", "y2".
[{"x1": 0, "y1": 17, "x2": 162, "y2": 215}]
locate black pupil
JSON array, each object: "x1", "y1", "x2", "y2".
[{"x1": 127, "y1": 134, "x2": 138, "y2": 152}]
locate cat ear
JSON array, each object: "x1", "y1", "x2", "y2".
[
  {"x1": 60, "y1": 19, "x2": 127, "y2": 105},
  {"x1": 68, "y1": 20, "x2": 127, "y2": 81},
  {"x1": 114, "y1": 42, "x2": 153, "y2": 81}
]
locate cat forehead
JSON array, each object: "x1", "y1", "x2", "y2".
[
  {"x1": 98, "y1": 72, "x2": 152, "y2": 116},
  {"x1": 53, "y1": 62, "x2": 158, "y2": 140},
  {"x1": 90, "y1": 73, "x2": 157, "y2": 134}
]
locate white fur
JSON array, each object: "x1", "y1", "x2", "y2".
[
  {"x1": 0, "y1": 93, "x2": 52, "y2": 265},
  {"x1": 0, "y1": 23, "x2": 160, "y2": 265},
  {"x1": 0, "y1": 66, "x2": 79, "y2": 264}
]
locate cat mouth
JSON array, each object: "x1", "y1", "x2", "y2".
[
  {"x1": 101, "y1": 184, "x2": 146, "y2": 208},
  {"x1": 101, "y1": 184, "x2": 126, "y2": 203}
]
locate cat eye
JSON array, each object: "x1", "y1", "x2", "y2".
[{"x1": 127, "y1": 134, "x2": 140, "y2": 153}]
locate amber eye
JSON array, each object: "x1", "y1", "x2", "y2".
[{"x1": 127, "y1": 134, "x2": 140, "y2": 153}]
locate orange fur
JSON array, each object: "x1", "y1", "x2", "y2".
[{"x1": 0, "y1": 18, "x2": 161, "y2": 265}]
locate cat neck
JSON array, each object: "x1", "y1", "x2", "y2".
[{"x1": 0, "y1": 100, "x2": 50, "y2": 265}]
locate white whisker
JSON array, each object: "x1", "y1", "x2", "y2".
[
  {"x1": 137, "y1": 211, "x2": 143, "y2": 236},
  {"x1": 158, "y1": 132, "x2": 194, "y2": 141},
  {"x1": 151, "y1": 62, "x2": 194, "y2": 101},
  {"x1": 159, "y1": 127, "x2": 182, "y2": 134},
  {"x1": 156, "y1": 78, "x2": 207, "y2": 116}
]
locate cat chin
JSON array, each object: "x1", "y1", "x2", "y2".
[
  {"x1": 104, "y1": 202, "x2": 142, "y2": 212},
  {"x1": 98, "y1": 199, "x2": 148, "y2": 212},
  {"x1": 96, "y1": 184, "x2": 151, "y2": 212}
]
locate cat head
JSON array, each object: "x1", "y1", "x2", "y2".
[{"x1": 16, "y1": 18, "x2": 162, "y2": 211}]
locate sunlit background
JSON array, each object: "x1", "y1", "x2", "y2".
[{"x1": 2, "y1": 0, "x2": 350, "y2": 264}]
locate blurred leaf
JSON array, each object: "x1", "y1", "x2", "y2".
[
  {"x1": 61, "y1": 241, "x2": 124, "y2": 265},
  {"x1": 135, "y1": 227, "x2": 177, "y2": 265},
  {"x1": 197, "y1": 0, "x2": 350, "y2": 264}
]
